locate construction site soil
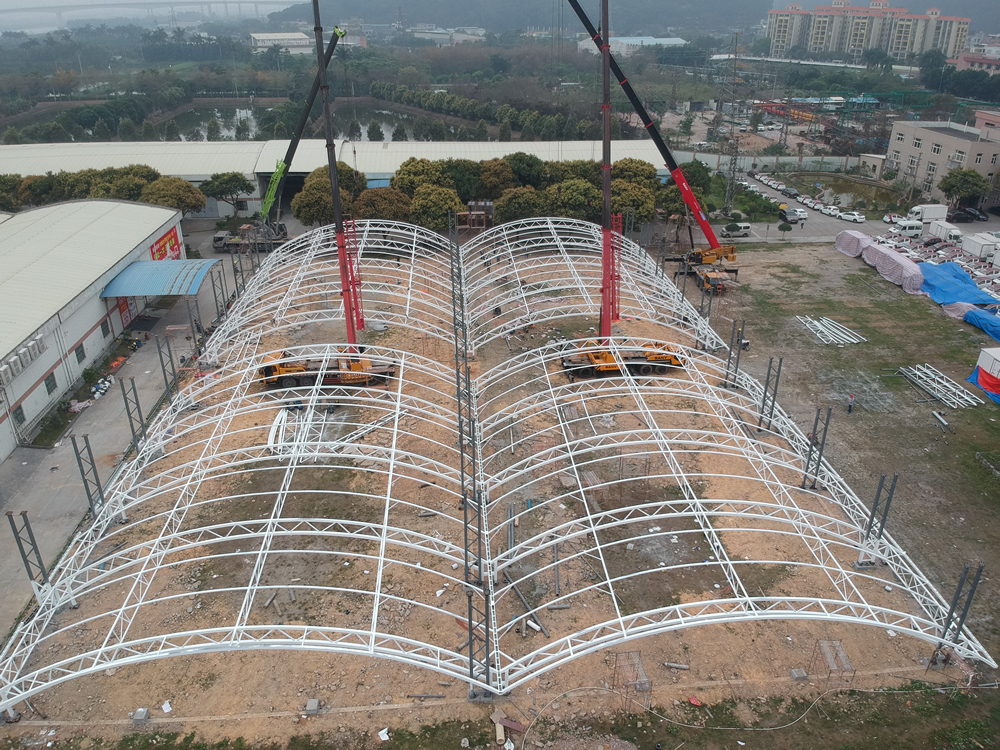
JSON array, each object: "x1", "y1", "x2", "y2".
[{"x1": 3, "y1": 238, "x2": 999, "y2": 750}]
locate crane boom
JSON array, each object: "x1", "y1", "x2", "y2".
[
  {"x1": 565, "y1": 0, "x2": 724, "y2": 251},
  {"x1": 262, "y1": 28, "x2": 342, "y2": 225}
]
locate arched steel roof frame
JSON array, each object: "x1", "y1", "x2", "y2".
[{"x1": 1, "y1": 218, "x2": 991, "y2": 714}]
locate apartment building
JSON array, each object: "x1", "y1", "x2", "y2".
[
  {"x1": 767, "y1": 1, "x2": 969, "y2": 60},
  {"x1": 955, "y1": 52, "x2": 1000, "y2": 76},
  {"x1": 885, "y1": 112, "x2": 1000, "y2": 207}
]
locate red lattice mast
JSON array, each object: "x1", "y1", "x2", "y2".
[{"x1": 344, "y1": 218, "x2": 365, "y2": 332}]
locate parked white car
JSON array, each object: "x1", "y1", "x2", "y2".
[
  {"x1": 795, "y1": 194, "x2": 807, "y2": 204},
  {"x1": 882, "y1": 213, "x2": 905, "y2": 224},
  {"x1": 838, "y1": 211, "x2": 866, "y2": 223},
  {"x1": 803, "y1": 198, "x2": 817, "y2": 208},
  {"x1": 821, "y1": 205, "x2": 841, "y2": 217}
]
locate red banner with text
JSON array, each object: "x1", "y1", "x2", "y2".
[{"x1": 150, "y1": 226, "x2": 181, "y2": 261}]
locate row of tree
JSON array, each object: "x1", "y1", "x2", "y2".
[
  {"x1": 0, "y1": 166, "x2": 262, "y2": 219},
  {"x1": 369, "y1": 82, "x2": 626, "y2": 142},
  {"x1": 289, "y1": 153, "x2": 717, "y2": 232}
]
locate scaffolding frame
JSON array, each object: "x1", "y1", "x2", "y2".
[{"x1": 0, "y1": 218, "x2": 993, "y2": 714}]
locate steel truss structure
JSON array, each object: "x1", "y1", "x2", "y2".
[{"x1": 0, "y1": 218, "x2": 993, "y2": 713}]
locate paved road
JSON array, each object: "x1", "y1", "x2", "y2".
[{"x1": 0, "y1": 221, "x2": 268, "y2": 638}]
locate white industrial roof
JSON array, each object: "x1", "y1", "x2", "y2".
[
  {"x1": 0, "y1": 200, "x2": 180, "y2": 358},
  {"x1": 0, "y1": 142, "x2": 266, "y2": 181},
  {"x1": 255, "y1": 139, "x2": 668, "y2": 177}
]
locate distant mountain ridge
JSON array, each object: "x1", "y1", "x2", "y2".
[{"x1": 267, "y1": 0, "x2": 774, "y2": 35}]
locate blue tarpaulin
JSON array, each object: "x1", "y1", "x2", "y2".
[
  {"x1": 963, "y1": 308, "x2": 1000, "y2": 343},
  {"x1": 920, "y1": 262, "x2": 999, "y2": 305}
]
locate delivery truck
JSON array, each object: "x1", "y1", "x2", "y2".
[
  {"x1": 928, "y1": 220, "x2": 963, "y2": 244},
  {"x1": 907, "y1": 204, "x2": 948, "y2": 223}
]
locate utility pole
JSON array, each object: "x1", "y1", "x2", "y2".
[{"x1": 722, "y1": 32, "x2": 742, "y2": 216}]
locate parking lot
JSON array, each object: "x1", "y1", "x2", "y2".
[{"x1": 727, "y1": 172, "x2": 1000, "y2": 245}]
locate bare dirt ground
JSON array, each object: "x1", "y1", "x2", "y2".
[
  {"x1": 6, "y1": 239, "x2": 996, "y2": 750},
  {"x1": 702, "y1": 241, "x2": 1000, "y2": 647}
]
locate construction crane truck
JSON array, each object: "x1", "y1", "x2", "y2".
[
  {"x1": 258, "y1": 351, "x2": 394, "y2": 388},
  {"x1": 556, "y1": 0, "x2": 731, "y2": 379},
  {"x1": 561, "y1": 342, "x2": 685, "y2": 378}
]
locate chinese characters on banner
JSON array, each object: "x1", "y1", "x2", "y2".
[
  {"x1": 150, "y1": 226, "x2": 182, "y2": 260},
  {"x1": 117, "y1": 296, "x2": 138, "y2": 328}
]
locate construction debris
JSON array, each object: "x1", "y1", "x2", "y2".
[{"x1": 797, "y1": 315, "x2": 867, "y2": 345}]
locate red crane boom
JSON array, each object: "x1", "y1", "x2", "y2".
[{"x1": 567, "y1": 0, "x2": 725, "y2": 252}]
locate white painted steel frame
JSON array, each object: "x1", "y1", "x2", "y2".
[{"x1": 0, "y1": 219, "x2": 992, "y2": 713}]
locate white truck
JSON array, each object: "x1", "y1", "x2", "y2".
[
  {"x1": 929, "y1": 220, "x2": 963, "y2": 244},
  {"x1": 907, "y1": 204, "x2": 948, "y2": 223},
  {"x1": 964, "y1": 233, "x2": 1000, "y2": 262}
]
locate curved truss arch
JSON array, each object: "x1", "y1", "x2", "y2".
[{"x1": 1, "y1": 220, "x2": 991, "y2": 714}]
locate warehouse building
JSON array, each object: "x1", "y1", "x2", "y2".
[{"x1": 0, "y1": 201, "x2": 184, "y2": 461}]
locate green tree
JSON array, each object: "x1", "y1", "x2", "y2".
[
  {"x1": 206, "y1": 117, "x2": 221, "y2": 141},
  {"x1": 391, "y1": 124, "x2": 408, "y2": 142},
  {"x1": 762, "y1": 143, "x2": 788, "y2": 156},
  {"x1": 778, "y1": 222, "x2": 793, "y2": 238},
  {"x1": 163, "y1": 120, "x2": 181, "y2": 141},
  {"x1": 678, "y1": 160, "x2": 711, "y2": 193},
  {"x1": 660, "y1": 184, "x2": 708, "y2": 217},
  {"x1": 440, "y1": 159, "x2": 481, "y2": 203},
  {"x1": 749, "y1": 112, "x2": 764, "y2": 131},
  {"x1": 390, "y1": 157, "x2": 454, "y2": 197},
  {"x1": 724, "y1": 223, "x2": 741, "y2": 234},
  {"x1": 750, "y1": 36, "x2": 770, "y2": 56},
  {"x1": 494, "y1": 186, "x2": 550, "y2": 223},
  {"x1": 504, "y1": 152, "x2": 545, "y2": 188},
  {"x1": 117, "y1": 118, "x2": 137, "y2": 141},
  {"x1": 613, "y1": 157, "x2": 659, "y2": 193},
  {"x1": 291, "y1": 180, "x2": 353, "y2": 226},
  {"x1": 611, "y1": 180, "x2": 656, "y2": 224},
  {"x1": 409, "y1": 184, "x2": 464, "y2": 232},
  {"x1": 937, "y1": 169, "x2": 991, "y2": 207},
  {"x1": 429, "y1": 119, "x2": 447, "y2": 141},
  {"x1": 0, "y1": 174, "x2": 21, "y2": 211},
  {"x1": 475, "y1": 119, "x2": 488, "y2": 141},
  {"x1": 139, "y1": 176, "x2": 206, "y2": 216},
  {"x1": 546, "y1": 179, "x2": 600, "y2": 222},
  {"x1": 519, "y1": 121, "x2": 535, "y2": 142},
  {"x1": 109, "y1": 175, "x2": 149, "y2": 201},
  {"x1": 498, "y1": 119, "x2": 512, "y2": 142},
  {"x1": 200, "y1": 172, "x2": 255, "y2": 215},
  {"x1": 2, "y1": 127, "x2": 22, "y2": 145},
  {"x1": 273, "y1": 121, "x2": 288, "y2": 139},
  {"x1": 479, "y1": 158, "x2": 517, "y2": 199},
  {"x1": 679, "y1": 114, "x2": 695, "y2": 135},
  {"x1": 918, "y1": 49, "x2": 948, "y2": 89},
  {"x1": 353, "y1": 187, "x2": 411, "y2": 222},
  {"x1": 140, "y1": 121, "x2": 157, "y2": 141},
  {"x1": 347, "y1": 120, "x2": 362, "y2": 140},
  {"x1": 234, "y1": 118, "x2": 251, "y2": 141},
  {"x1": 367, "y1": 120, "x2": 385, "y2": 142},
  {"x1": 187, "y1": 127, "x2": 205, "y2": 142},
  {"x1": 92, "y1": 119, "x2": 112, "y2": 141}
]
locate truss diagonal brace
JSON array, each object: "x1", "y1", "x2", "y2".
[
  {"x1": 71, "y1": 434, "x2": 105, "y2": 519},
  {"x1": 7, "y1": 511, "x2": 49, "y2": 602},
  {"x1": 931, "y1": 562, "x2": 984, "y2": 667}
]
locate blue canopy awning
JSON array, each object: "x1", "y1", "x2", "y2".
[{"x1": 101, "y1": 259, "x2": 221, "y2": 298}]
